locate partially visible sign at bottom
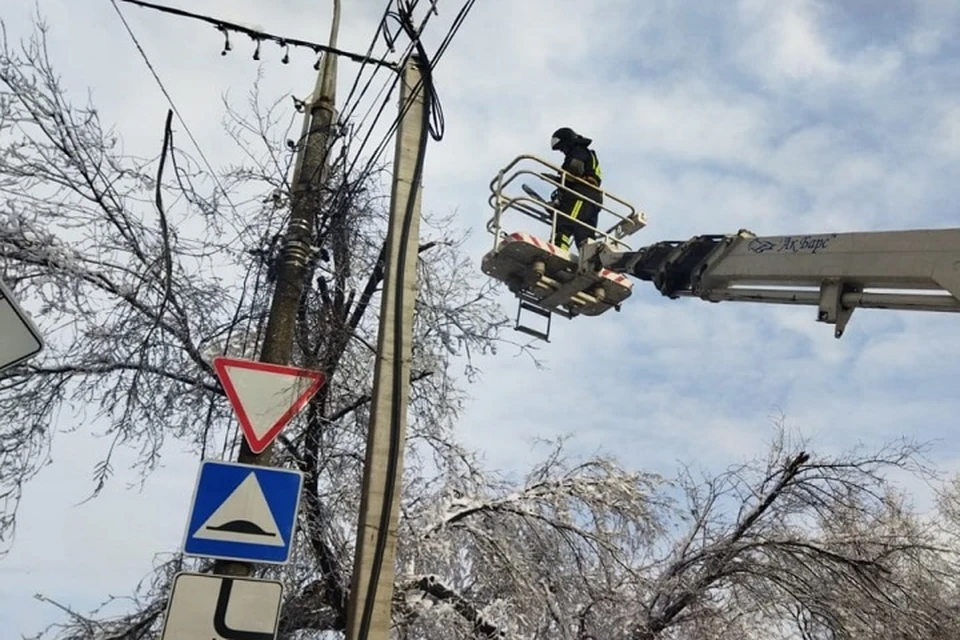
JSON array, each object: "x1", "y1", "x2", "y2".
[{"x1": 160, "y1": 572, "x2": 283, "y2": 640}]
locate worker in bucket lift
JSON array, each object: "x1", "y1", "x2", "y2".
[{"x1": 546, "y1": 127, "x2": 603, "y2": 252}]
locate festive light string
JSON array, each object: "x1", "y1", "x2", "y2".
[{"x1": 118, "y1": 0, "x2": 399, "y2": 70}]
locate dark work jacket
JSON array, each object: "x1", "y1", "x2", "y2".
[{"x1": 561, "y1": 144, "x2": 602, "y2": 201}]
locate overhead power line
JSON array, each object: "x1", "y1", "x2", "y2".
[
  {"x1": 117, "y1": 0, "x2": 399, "y2": 70},
  {"x1": 342, "y1": 0, "x2": 470, "y2": 186}
]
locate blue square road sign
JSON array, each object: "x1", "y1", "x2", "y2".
[{"x1": 182, "y1": 460, "x2": 303, "y2": 565}]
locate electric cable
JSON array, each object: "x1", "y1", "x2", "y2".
[
  {"x1": 430, "y1": 0, "x2": 478, "y2": 69},
  {"x1": 339, "y1": 1, "x2": 399, "y2": 124},
  {"x1": 338, "y1": 1, "x2": 440, "y2": 185}
]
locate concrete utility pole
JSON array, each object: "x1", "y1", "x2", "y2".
[
  {"x1": 215, "y1": 0, "x2": 341, "y2": 578},
  {"x1": 346, "y1": 54, "x2": 427, "y2": 640}
]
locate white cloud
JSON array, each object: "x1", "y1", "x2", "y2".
[{"x1": 738, "y1": 0, "x2": 842, "y2": 80}]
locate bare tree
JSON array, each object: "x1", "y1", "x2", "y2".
[
  {"x1": 5, "y1": 14, "x2": 960, "y2": 640},
  {"x1": 629, "y1": 431, "x2": 960, "y2": 640}
]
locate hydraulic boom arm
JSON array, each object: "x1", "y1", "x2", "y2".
[{"x1": 591, "y1": 228, "x2": 960, "y2": 337}]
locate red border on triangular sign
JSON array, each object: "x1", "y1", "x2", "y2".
[{"x1": 213, "y1": 356, "x2": 327, "y2": 454}]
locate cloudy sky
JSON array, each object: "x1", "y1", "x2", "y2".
[{"x1": 3, "y1": 0, "x2": 960, "y2": 635}]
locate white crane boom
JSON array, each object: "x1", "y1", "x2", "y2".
[{"x1": 593, "y1": 228, "x2": 960, "y2": 338}]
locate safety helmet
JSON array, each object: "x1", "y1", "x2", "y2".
[
  {"x1": 551, "y1": 127, "x2": 576, "y2": 150},
  {"x1": 551, "y1": 127, "x2": 592, "y2": 150}
]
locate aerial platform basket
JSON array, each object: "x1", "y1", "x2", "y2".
[{"x1": 480, "y1": 154, "x2": 647, "y2": 340}]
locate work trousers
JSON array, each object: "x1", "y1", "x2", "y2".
[{"x1": 552, "y1": 184, "x2": 602, "y2": 251}]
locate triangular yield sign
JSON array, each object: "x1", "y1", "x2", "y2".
[{"x1": 213, "y1": 356, "x2": 326, "y2": 454}]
